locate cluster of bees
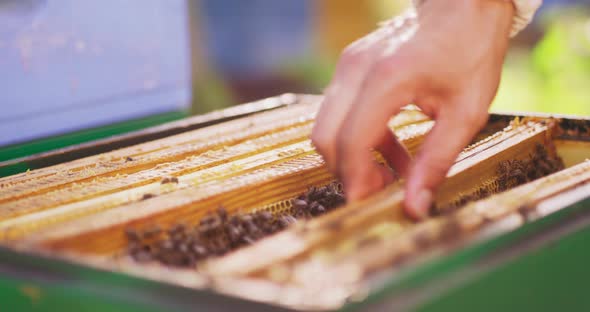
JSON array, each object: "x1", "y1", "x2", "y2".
[{"x1": 126, "y1": 183, "x2": 345, "y2": 267}]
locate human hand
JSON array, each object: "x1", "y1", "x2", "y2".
[{"x1": 311, "y1": 0, "x2": 514, "y2": 219}]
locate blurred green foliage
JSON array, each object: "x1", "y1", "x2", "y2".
[
  {"x1": 492, "y1": 7, "x2": 590, "y2": 116},
  {"x1": 284, "y1": 6, "x2": 590, "y2": 117}
]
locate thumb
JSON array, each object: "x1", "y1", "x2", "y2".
[{"x1": 404, "y1": 101, "x2": 488, "y2": 220}]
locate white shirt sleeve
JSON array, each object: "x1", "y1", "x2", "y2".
[{"x1": 412, "y1": 0, "x2": 543, "y2": 37}]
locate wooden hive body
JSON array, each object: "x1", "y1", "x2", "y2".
[{"x1": 0, "y1": 95, "x2": 588, "y2": 310}]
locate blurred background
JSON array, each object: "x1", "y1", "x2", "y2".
[
  {"x1": 191, "y1": 0, "x2": 590, "y2": 116},
  {"x1": 0, "y1": 0, "x2": 589, "y2": 150}
]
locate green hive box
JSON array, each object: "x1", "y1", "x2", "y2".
[
  {"x1": 0, "y1": 1, "x2": 590, "y2": 311},
  {"x1": 1, "y1": 100, "x2": 589, "y2": 312}
]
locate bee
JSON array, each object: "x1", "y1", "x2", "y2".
[
  {"x1": 160, "y1": 176, "x2": 179, "y2": 184},
  {"x1": 141, "y1": 193, "x2": 155, "y2": 201}
]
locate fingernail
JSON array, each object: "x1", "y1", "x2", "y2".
[{"x1": 413, "y1": 189, "x2": 432, "y2": 220}]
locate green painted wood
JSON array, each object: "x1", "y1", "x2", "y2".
[
  {"x1": 416, "y1": 208, "x2": 590, "y2": 311},
  {"x1": 0, "y1": 246, "x2": 289, "y2": 312},
  {"x1": 343, "y1": 197, "x2": 590, "y2": 312},
  {"x1": 0, "y1": 277, "x2": 160, "y2": 312}
]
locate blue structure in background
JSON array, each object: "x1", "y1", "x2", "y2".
[
  {"x1": 541, "y1": 0, "x2": 590, "y2": 10},
  {"x1": 199, "y1": 0, "x2": 312, "y2": 78},
  {"x1": 0, "y1": 0, "x2": 191, "y2": 146},
  {"x1": 0, "y1": 0, "x2": 586, "y2": 147}
]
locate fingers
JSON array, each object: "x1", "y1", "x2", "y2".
[
  {"x1": 312, "y1": 28, "x2": 394, "y2": 173},
  {"x1": 341, "y1": 128, "x2": 409, "y2": 200},
  {"x1": 337, "y1": 63, "x2": 414, "y2": 200},
  {"x1": 312, "y1": 82, "x2": 360, "y2": 173},
  {"x1": 404, "y1": 97, "x2": 488, "y2": 220},
  {"x1": 376, "y1": 128, "x2": 411, "y2": 179},
  {"x1": 339, "y1": 145, "x2": 397, "y2": 200}
]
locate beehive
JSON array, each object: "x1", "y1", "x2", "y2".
[{"x1": 0, "y1": 94, "x2": 588, "y2": 311}]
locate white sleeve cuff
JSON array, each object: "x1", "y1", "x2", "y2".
[
  {"x1": 412, "y1": 0, "x2": 542, "y2": 37},
  {"x1": 509, "y1": 0, "x2": 543, "y2": 36}
]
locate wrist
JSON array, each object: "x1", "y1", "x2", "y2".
[
  {"x1": 418, "y1": 0, "x2": 546, "y2": 38},
  {"x1": 476, "y1": 0, "x2": 516, "y2": 36},
  {"x1": 425, "y1": 0, "x2": 515, "y2": 35}
]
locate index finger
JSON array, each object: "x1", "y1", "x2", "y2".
[
  {"x1": 337, "y1": 61, "x2": 415, "y2": 200},
  {"x1": 404, "y1": 98, "x2": 488, "y2": 219},
  {"x1": 312, "y1": 27, "x2": 398, "y2": 173}
]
